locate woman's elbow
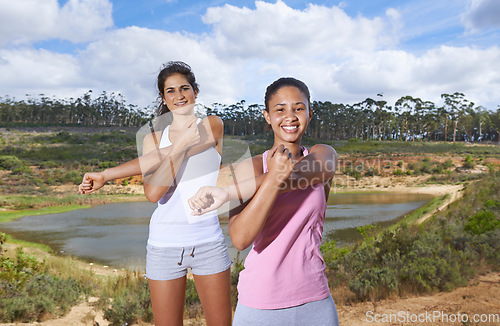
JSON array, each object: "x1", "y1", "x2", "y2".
[
  {"x1": 232, "y1": 240, "x2": 250, "y2": 251},
  {"x1": 233, "y1": 242, "x2": 250, "y2": 251},
  {"x1": 229, "y1": 232, "x2": 252, "y2": 251},
  {"x1": 144, "y1": 187, "x2": 163, "y2": 203},
  {"x1": 144, "y1": 192, "x2": 160, "y2": 203}
]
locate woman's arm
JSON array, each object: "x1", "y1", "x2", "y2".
[
  {"x1": 285, "y1": 144, "x2": 337, "y2": 190},
  {"x1": 188, "y1": 144, "x2": 337, "y2": 214},
  {"x1": 227, "y1": 145, "x2": 294, "y2": 250},
  {"x1": 79, "y1": 116, "x2": 222, "y2": 195},
  {"x1": 143, "y1": 116, "x2": 223, "y2": 202}
]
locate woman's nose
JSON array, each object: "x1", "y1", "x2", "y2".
[
  {"x1": 284, "y1": 110, "x2": 298, "y2": 120},
  {"x1": 176, "y1": 91, "x2": 185, "y2": 99}
]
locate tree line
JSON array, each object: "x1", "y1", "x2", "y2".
[
  {"x1": 0, "y1": 91, "x2": 150, "y2": 127},
  {"x1": 1, "y1": 91, "x2": 499, "y2": 142},
  {"x1": 209, "y1": 93, "x2": 500, "y2": 142}
]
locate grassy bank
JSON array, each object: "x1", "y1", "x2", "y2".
[
  {"x1": 0, "y1": 204, "x2": 89, "y2": 223},
  {"x1": 0, "y1": 193, "x2": 145, "y2": 223},
  {"x1": 397, "y1": 194, "x2": 449, "y2": 225},
  {"x1": 322, "y1": 171, "x2": 499, "y2": 304}
]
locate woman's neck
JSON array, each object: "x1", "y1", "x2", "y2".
[{"x1": 170, "y1": 114, "x2": 197, "y2": 129}]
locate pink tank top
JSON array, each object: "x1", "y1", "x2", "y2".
[{"x1": 237, "y1": 147, "x2": 330, "y2": 309}]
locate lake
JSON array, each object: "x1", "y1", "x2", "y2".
[{"x1": 0, "y1": 192, "x2": 432, "y2": 270}]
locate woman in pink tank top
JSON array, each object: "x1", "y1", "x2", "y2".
[{"x1": 189, "y1": 77, "x2": 339, "y2": 325}]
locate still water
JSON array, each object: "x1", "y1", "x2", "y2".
[{"x1": 0, "y1": 192, "x2": 432, "y2": 270}]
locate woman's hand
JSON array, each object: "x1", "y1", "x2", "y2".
[
  {"x1": 188, "y1": 186, "x2": 230, "y2": 215},
  {"x1": 266, "y1": 144, "x2": 295, "y2": 186},
  {"x1": 173, "y1": 119, "x2": 201, "y2": 152},
  {"x1": 78, "y1": 172, "x2": 107, "y2": 194}
]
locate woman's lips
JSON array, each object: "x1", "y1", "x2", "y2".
[{"x1": 281, "y1": 125, "x2": 299, "y2": 133}]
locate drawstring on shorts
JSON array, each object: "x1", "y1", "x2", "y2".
[
  {"x1": 177, "y1": 246, "x2": 195, "y2": 266},
  {"x1": 177, "y1": 247, "x2": 185, "y2": 266}
]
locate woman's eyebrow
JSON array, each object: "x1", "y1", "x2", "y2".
[
  {"x1": 165, "y1": 84, "x2": 190, "y2": 90},
  {"x1": 273, "y1": 101, "x2": 305, "y2": 108}
]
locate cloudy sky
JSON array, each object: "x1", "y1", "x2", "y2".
[{"x1": 1, "y1": 0, "x2": 499, "y2": 112}]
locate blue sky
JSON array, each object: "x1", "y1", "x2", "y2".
[{"x1": 1, "y1": 0, "x2": 500, "y2": 111}]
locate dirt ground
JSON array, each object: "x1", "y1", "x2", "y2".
[{"x1": 337, "y1": 272, "x2": 500, "y2": 326}]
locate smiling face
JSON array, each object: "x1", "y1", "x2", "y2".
[
  {"x1": 161, "y1": 73, "x2": 198, "y2": 114},
  {"x1": 263, "y1": 85, "x2": 312, "y2": 145}
]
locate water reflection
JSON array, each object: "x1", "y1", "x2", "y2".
[{"x1": 0, "y1": 192, "x2": 432, "y2": 269}]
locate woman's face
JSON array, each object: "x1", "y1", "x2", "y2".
[
  {"x1": 161, "y1": 73, "x2": 197, "y2": 113},
  {"x1": 264, "y1": 86, "x2": 312, "y2": 144}
]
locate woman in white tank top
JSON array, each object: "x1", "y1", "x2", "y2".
[{"x1": 79, "y1": 62, "x2": 232, "y2": 325}]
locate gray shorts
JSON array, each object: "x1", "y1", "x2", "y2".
[
  {"x1": 233, "y1": 295, "x2": 339, "y2": 326},
  {"x1": 145, "y1": 237, "x2": 231, "y2": 281}
]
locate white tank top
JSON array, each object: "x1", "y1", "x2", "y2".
[{"x1": 147, "y1": 121, "x2": 223, "y2": 247}]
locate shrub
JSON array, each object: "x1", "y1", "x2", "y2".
[
  {"x1": 103, "y1": 275, "x2": 153, "y2": 326},
  {"x1": 62, "y1": 171, "x2": 82, "y2": 185},
  {"x1": 420, "y1": 161, "x2": 432, "y2": 174},
  {"x1": 463, "y1": 154, "x2": 475, "y2": 169},
  {"x1": 324, "y1": 172, "x2": 499, "y2": 303},
  {"x1": 231, "y1": 253, "x2": 245, "y2": 308},
  {"x1": 0, "y1": 155, "x2": 23, "y2": 170},
  {"x1": 321, "y1": 241, "x2": 349, "y2": 269},
  {"x1": 464, "y1": 210, "x2": 499, "y2": 236},
  {"x1": 343, "y1": 167, "x2": 361, "y2": 180},
  {"x1": 0, "y1": 238, "x2": 86, "y2": 323},
  {"x1": 11, "y1": 165, "x2": 32, "y2": 175},
  {"x1": 364, "y1": 167, "x2": 379, "y2": 177},
  {"x1": 442, "y1": 159, "x2": 453, "y2": 169},
  {"x1": 98, "y1": 161, "x2": 119, "y2": 169},
  {"x1": 483, "y1": 199, "x2": 500, "y2": 209},
  {"x1": 349, "y1": 267, "x2": 398, "y2": 300},
  {"x1": 38, "y1": 161, "x2": 59, "y2": 169},
  {"x1": 357, "y1": 225, "x2": 377, "y2": 242},
  {"x1": 432, "y1": 166, "x2": 444, "y2": 174},
  {"x1": 100, "y1": 271, "x2": 201, "y2": 325}
]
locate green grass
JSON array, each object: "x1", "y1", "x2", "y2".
[
  {"x1": 397, "y1": 194, "x2": 450, "y2": 226},
  {"x1": 3, "y1": 234, "x2": 53, "y2": 252},
  {"x1": 0, "y1": 193, "x2": 145, "y2": 223},
  {"x1": 330, "y1": 140, "x2": 500, "y2": 156},
  {"x1": 0, "y1": 204, "x2": 90, "y2": 223}
]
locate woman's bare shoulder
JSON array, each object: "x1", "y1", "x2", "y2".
[
  {"x1": 309, "y1": 143, "x2": 337, "y2": 159},
  {"x1": 142, "y1": 131, "x2": 163, "y2": 154}
]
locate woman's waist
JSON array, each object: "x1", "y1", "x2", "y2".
[{"x1": 148, "y1": 219, "x2": 223, "y2": 247}]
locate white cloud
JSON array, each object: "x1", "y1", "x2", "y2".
[
  {"x1": 0, "y1": 0, "x2": 113, "y2": 46},
  {"x1": 202, "y1": 0, "x2": 395, "y2": 61},
  {"x1": 324, "y1": 45, "x2": 500, "y2": 108},
  {"x1": 0, "y1": 0, "x2": 499, "y2": 112},
  {"x1": 0, "y1": 26, "x2": 239, "y2": 108},
  {"x1": 77, "y1": 26, "x2": 240, "y2": 107},
  {"x1": 0, "y1": 47, "x2": 83, "y2": 99},
  {"x1": 463, "y1": 0, "x2": 500, "y2": 31}
]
